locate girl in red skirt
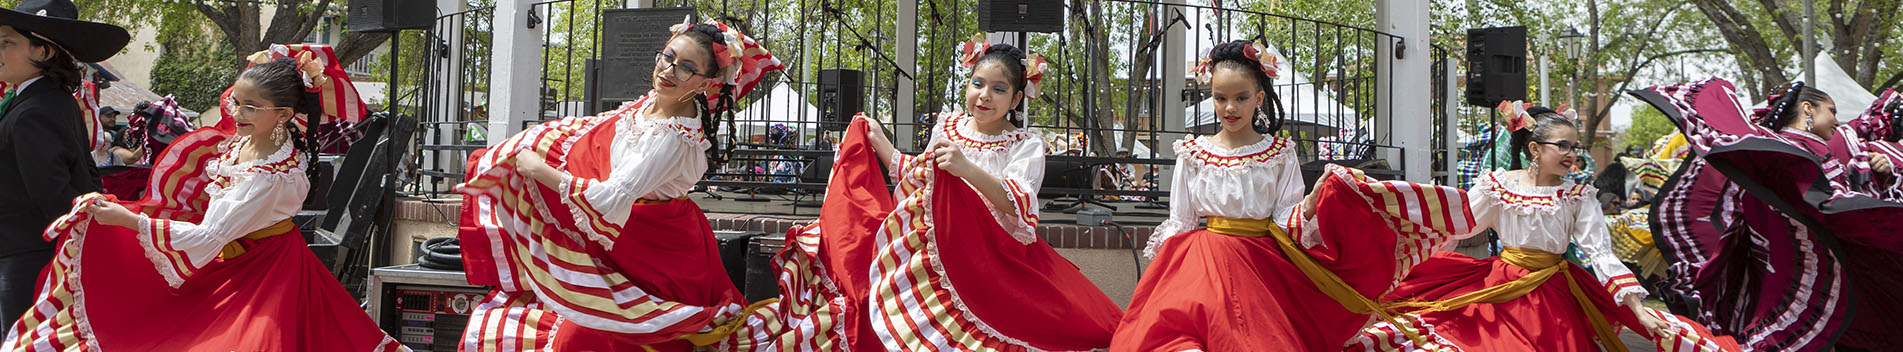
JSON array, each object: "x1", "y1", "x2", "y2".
[
  {"x1": 454, "y1": 18, "x2": 783, "y2": 351},
  {"x1": 1110, "y1": 40, "x2": 1482, "y2": 351},
  {"x1": 3, "y1": 44, "x2": 404, "y2": 351},
  {"x1": 1349, "y1": 103, "x2": 1734, "y2": 351},
  {"x1": 726, "y1": 36, "x2": 1124, "y2": 351}
]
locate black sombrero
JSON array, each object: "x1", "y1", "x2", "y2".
[{"x1": 0, "y1": 0, "x2": 129, "y2": 63}]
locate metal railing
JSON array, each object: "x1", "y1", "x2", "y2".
[
  {"x1": 408, "y1": 6, "x2": 497, "y2": 196},
  {"x1": 404, "y1": 1, "x2": 1418, "y2": 213}
]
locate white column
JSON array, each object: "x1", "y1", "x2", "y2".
[
  {"x1": 487, "y1": 0, "x2": 542, "y2": 145},
  {"x1": 1377, "y1": 0, "x2": 1431, "y2": 182},
  {"x1": 1538, "y1": 55, "x2": 1549, "y2": 104},
  {"x1": 1159, "y1": 2, "x2": 1188, "y2": 188},
  {"x1": 895, "y1": 0, "x2": 917, "y2": 143}
]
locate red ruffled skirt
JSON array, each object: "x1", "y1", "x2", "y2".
[
  {"x1": 1112, "y1": 166, "x2": 1472, "y2": 351},
  {"x1": 5, "y1": 222, "x2": 402, "y2": 351}
]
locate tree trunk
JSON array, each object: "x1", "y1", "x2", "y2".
[
  {"x1": 1690, "y1": 0, "x2": 1790, "y2": 95},
  {"x1": 336, "y1": 32, "x2": 395, "y2": 67},
  {"x1": 1076, "y1": 0, "x2": 1115, "y2": 157},
  {"x1": 195, "y1": 0, "x2": 389, "y2": 71},
  {"x1": 1119, "y1": 5, "x2": 1162, "y2": 154},
  {"x1": 1582, "y1": 0, "x2": 1602, "y2": 148}
]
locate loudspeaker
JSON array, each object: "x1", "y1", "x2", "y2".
[
  {"x1": 1464, "y1": 26, "x2": 1526, "y2": 107},
  {"x1": 978, "y1": 0, "x2": 1065, "y2": 33},
  {"x1": 818, "y1": 69, "x2": 863, "y2": 132},
  {"x1": 350, "y1": 0, "x2": 436, "y2": 33},
  {"x1": 1041, "y1": 158, "x2": 1092, "y2": 190}
]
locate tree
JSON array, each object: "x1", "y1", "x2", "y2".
[
  {"x1": 148, "y1": 9, "x2": 240, "y2": 112},
  {"x1": 38, "y1": 0, "x2": 393, "y2": 70},
  {"x1": 1688, "y1": 0, "x2": 1903, "y2": 94},
  {"x1": 1620, "y1": 104, "x2": 1676, "y2": 154},
  {"x1": 1430, "y1": 0, "x2": 1732, "y2": 150}
]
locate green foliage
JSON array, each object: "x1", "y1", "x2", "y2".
[
  {"x1": 1620, "y1": 105, "x2": 1675, "y2": 154},
  {"x1": 147, "y1": 10, "x2": 238, "y2": 113}
]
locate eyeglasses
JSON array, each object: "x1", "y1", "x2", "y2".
[
  {"x1": 222, "y1": 97, "x2": 291, "y2": 117},
  {"x1": 654, "y1": 50, "x2": 713, "y2": 82},
  {"x1": 1535, "y1": 140, "x2": 1589, "y2": 154}
]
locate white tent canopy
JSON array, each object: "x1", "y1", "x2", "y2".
[
  {"x1": 1809, "y1": 52, "x2": 1877, "y2": 123},
  {"x1": 1738, "y1": 53, "x2": 1875, "y2": 124},
  {"x1": 730, "y1": 82, "x2": 822, "y2": 144},
  {"x1": 1184, "y1": 44, "x2": 1358, "y2": 138}
]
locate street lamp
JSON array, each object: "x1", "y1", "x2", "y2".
[
  {"x1": 1559, "y1": 27, "x2": 1587, "y2": 110},
  {"x1": 1559, "y1": 27, "x2": 1586, "y2": 61}
]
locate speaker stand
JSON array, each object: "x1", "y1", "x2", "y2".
[
  {"x1": 691, "y1": 187, "x2": 723, "y2": 201},
  {"x1": 734, "y1": 190, "x2": 771, "y2": 202},
  {"x1": 1056, "y1": 196, "x2": 1117, "y2": 214}
]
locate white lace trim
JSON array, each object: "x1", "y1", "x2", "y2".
[
  {"x1": 132, "y1": 217, "x2": 189, "y2": 288},
  {"x1": 1476, "y1": 170, "x2": 1595, "y2": 215},
  {"x1": 944, "y1": 112, "x2": 1034, "y2": 152},
  {"x1": 1172, "y1": 135, "x2": 1292, "y2": 171}
]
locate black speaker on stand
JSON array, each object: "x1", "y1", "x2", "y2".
[
  {"x1": 349, "y1": 0, "x2": 435, "y2": 33},
  {"x1": 1463, "y1": 26, "x2": 1527, "y2": 107},
  {"x1": 977, "y1": 0, "x2": 1065, "y2": 33},
  {"x1": 818, "y1": 69, "x2": 864, "y2": 132}
]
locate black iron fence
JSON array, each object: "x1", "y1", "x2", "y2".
[
  {"x1": 408, "y1": 6, "x2": 496, "y2": 196},
  {"x1": 403, "y1": 0, "x2": 1420, "y2": 212}
]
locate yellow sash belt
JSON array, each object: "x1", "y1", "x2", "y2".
[
  {"x1": 634, "y1": 196, "x2": 688, "y2": 205},
  {"x1": 217, "y1": 219, "x2": 295, "y2": 260},
  {"x1": 639, "y1": 298, "x2": 781, "y2": 351},
  {"x1": 1205, "y1": 216, "x2": 1431, "y2": 347},
  {"x1": 1388, "y1": 247, "x2": 1626, "y2": 352}
]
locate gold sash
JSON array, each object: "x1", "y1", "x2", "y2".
[
  {"x1": 1205, "y1": 216, "x2": 1430, "y2": 347},
  {"x1": 634, "y1": 196, "x2": 689, "y2": 205},
  {"x1": 217, "y1": 219, "x2": 296, "y2": 260},
  {"x1": 1389, "y1": 247, "x2": 1627, "y2": 352}
]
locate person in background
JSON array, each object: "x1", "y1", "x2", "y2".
[{"x1": 0, "y1": 0, "x2": 125, "y2": 324}]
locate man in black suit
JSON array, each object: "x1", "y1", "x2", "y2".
[{"x1": 0, "y1": 0, "x2": 128, "y2": 322}]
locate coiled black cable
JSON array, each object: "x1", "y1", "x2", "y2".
[{"x1": 416, "y1": 237, "x2": 463, "y2": 271}]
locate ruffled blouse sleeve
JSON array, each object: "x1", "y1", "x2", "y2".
[
  {"x1": 1571, "y1": 191, "x2": 1648, "y2": 302},
  {"x1": 1146, "y1": 146, "x2": 1197, "y2": 257},
  {"x1": 558, "y1": 119, "x2": 708, "y2": 235},
  {"x1": 1461, "y1": 175, "x2": 1505, "y2": 240},
  {"x1": 987, "y1": 134, "x2": 1046, "y2": 244},
  {"x1": 136, "y1": 157, "x2": 309, "y2": 288}
]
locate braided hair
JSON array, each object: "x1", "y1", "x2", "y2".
[
  {"x1": 1206, "y1": 40, "x2": 1286, "y2": 134},
  {"x1": 235, "y1": 58, "x2": 322, "y2": 156},
  {"x1": 1886, "y1": 99, "x2": 1903, "y2": 142},
  {"x1": 973, "y1": 43, "x2": 1029, "y2": 128},
  {"x1": 1506, "y1": 106, "x2": 1577, "y2": 170},
  {"x1": 675, "y1": 23, "x2": 740, "y2": 168},
  {"x1": 1757, "y1": 82, "x2": 1834, "y2": 131}
]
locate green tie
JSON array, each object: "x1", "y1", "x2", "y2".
[{"x1": 0, "y1": 88, "x2": 18, "y2": 117}]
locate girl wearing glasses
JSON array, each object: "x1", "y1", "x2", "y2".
[
  {"x1": 1346, "y1": 103, "x2": 1727, "y2": 351},
  {"x1": 453, "y1": 18, "x2": 782, "y2": 351},
  {"x1": 5, "y1": 44, "x2": 403, "y2": 351}
]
